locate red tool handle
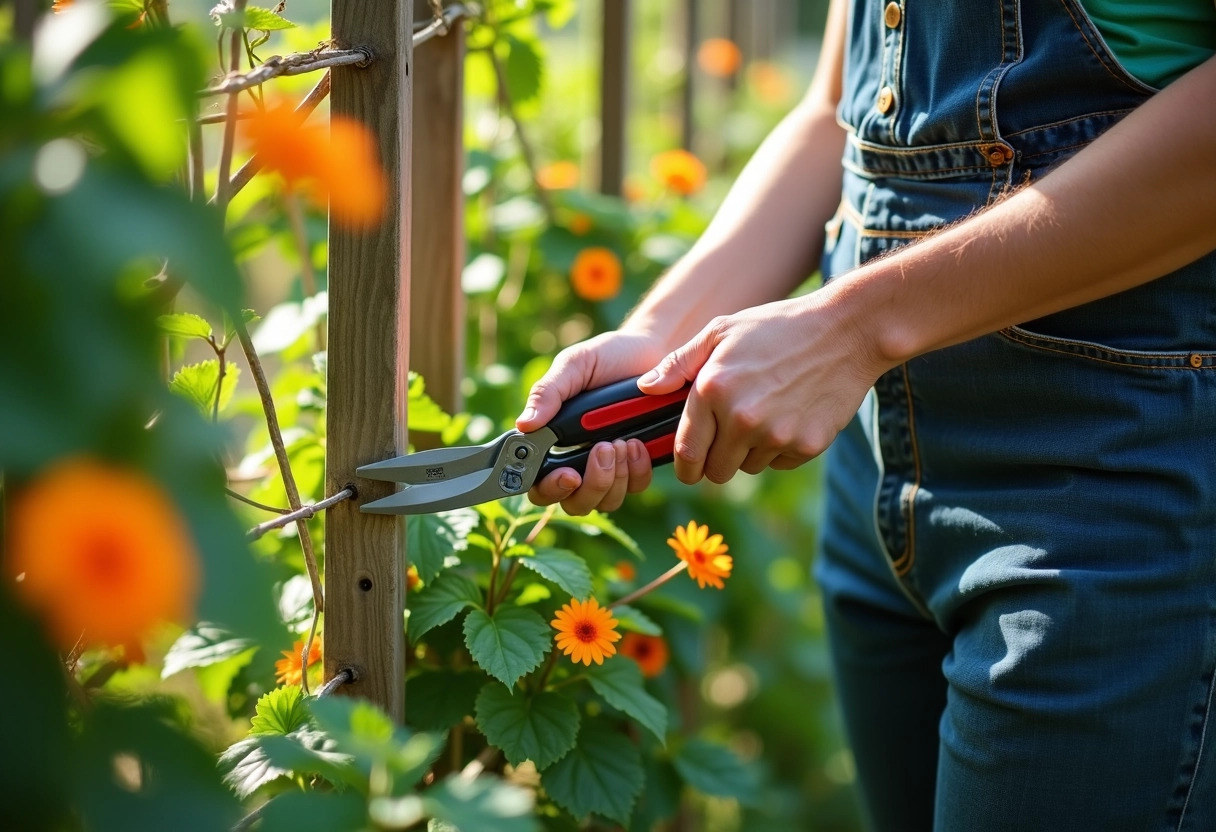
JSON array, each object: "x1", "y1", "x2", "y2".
[{"x1": 543, "y1": 375, "x2": 690, "y2": 448}]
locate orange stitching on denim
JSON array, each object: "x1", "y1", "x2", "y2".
[
  {"x1": 999, "y1": 328, "x2": 1216, "y2": 369},
  {"x1": 890, "y1": 363, "x2": 922, "y2": 576},
  {"x1": 1055, "y1": 0, "x2": 1155, "y2": 95},
  {"x1": 839, "y1": 197, "x2": 932, "y2": 239},
  {"x1": 1003, "y1": 108, "x2": 1135, "y2": 137}
]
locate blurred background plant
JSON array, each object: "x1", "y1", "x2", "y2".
[{"x1": 0, "y1": 0, "x2": 860, "y2": 829}]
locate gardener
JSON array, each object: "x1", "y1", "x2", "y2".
[{"x1": 517, "y1": 0, "x2": 1216, "y2": 828}]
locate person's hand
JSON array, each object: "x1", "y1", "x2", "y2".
[
  {"x1": 517, "y1": 329, "x2": 670, "y2": 514},
  {"x1": 637, "y1": 292, "x2": 890, "y2": 484}
]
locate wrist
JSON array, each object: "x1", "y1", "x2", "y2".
[{"x1": 813, "y1": 272, "x2": 908, "y2": 380}]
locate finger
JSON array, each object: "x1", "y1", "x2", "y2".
[
  {"x1": 516, "y1": 352, "x2": 592, "y2": 432},
  {"x1": 624, "y1": 438, "x2": 654, "y2": 493},
  {"x1": 637, "y1": 319, "x2": 722, "y2": 395},
  {"x1": 672, "y1": 391, "x2": 716, "y2": 485},
  {"x1": 560, "y1": 442, "x2": 618, "y2": 516},
  {"x1": 597, "y1": 440, "x2": 631, "y2": 512},
  {"x1": 740, "y1": 447, "x2": 781, "y2": 475},
  {"x1": 702, "y1": 434, "x2": 751, "y2": 485},
  {"x1": 770, "y1": 452, "x2": 813, "y2": 471},
  {"x1": 528, "y1": 468, "x2": 582, "y2": 507}
]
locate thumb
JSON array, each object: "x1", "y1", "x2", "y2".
[
  {"x1": 638, "y1": 322, "x2": 720, "y2": 394},
  {"x1": 516, "y1": 356, "x2": 592, "y2": 432}
]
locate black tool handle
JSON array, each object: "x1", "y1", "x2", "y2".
[
  {"x1": 544, "y1": 375, "x2": 690, "y2": 448},
  {"x1": 538, "y1": 414, "x2": 681, "y2": 480}
]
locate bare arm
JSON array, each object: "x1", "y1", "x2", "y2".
[{"x1": 642, "y1": 53, "x2": 1216, "y2": 485}]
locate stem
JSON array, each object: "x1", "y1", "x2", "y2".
[
  {"x1": 246, "y1": 488, "x2": 355, "y2": 540},
  {"x1": 609, "y1": 561, "x2": 688, "y2": 610},
  {"x1": 225, "y1": 487, "x2": 289, "y2": 514},
  {"x1": 212, "y1": 0, "x2": 248, "y2": 214},
  {"x1": 234, "y1": 320, "x2": 325, "y2": 613},
  {"x1": 486, "y1": 549, "x2": 501, "y2": 616},
  {"x1": 459, "y1": 746, "x2": 500, "y2": 783},
  {"x1": 535, "y1": 648, "x2": 561, "y2": 691},
  {"x1": 491, "y1": 505, "x2": 557, "y2": 607},
  {"x1": 300, "y1": 607, "x2": 320, "y2": 697},
  {"x1": 212, "y1": 346, "x2": 226, "y2": 423},
  {"x1": 492, "y1": 560, "x2": 521, "y2": 608}
]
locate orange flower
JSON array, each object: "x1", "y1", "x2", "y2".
[
  {"x1": 51, "y1": 0, "x2": 74, "y2": 12},
  {"x1": 570, "y1": 247, "x2": 623, "y2": 302},
  {"x1": 275, "y1": 635, "x2": 323, "y2": 686},
  {"x1": 697, "y1": 38, "x2": 743, "y2": 78},
  {"x1": 551, "y1": 597, "x2": 621, "y2": 666},
  {"x1": 650, "y1": 149, "x2": 707, "y2": 196},
  {"x1": 622, "y1": 175, "x2": 648, "y2": 204},
  {"x1": 538, "y1": 160, "x2": 580, "y2": 190},
  {"x1": 406, "y1": 564, "x2": 421, "y2": 592},
  {"x1": 6, "y1": 458, "x2": 200, "y2": 652},
  {"x1": 615, "y1": 560, "x2": 636, "y2": 582},
  {"x1": 619, "y1": 632, "x2": 669, "y2": 678},
  {"x1": 668, "y1": 520, "x2": 732, "y2": 590},
  {"x1": 240, "y1": 101, "x2": 386, "y2": 230}
]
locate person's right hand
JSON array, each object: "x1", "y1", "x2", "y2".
[{"x1": 517, "y1": 330, "x2": 669, "y2": 515}]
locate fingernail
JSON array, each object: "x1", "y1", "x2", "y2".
[
  {"x1": 629, "y1": 441, "x2": 642, "y2": 462},
  {"x1": 595, "y1": 444, "x2": 614, "y2": 468},
  {"x1": 639, "y1": 370, "x2": 659, "y2": 386},
  {"x1": 558, "y1": 473, "x2": 579, "y2": 491},
  {"x1": 521, "y1": 407, "x2": 537, "y2": 423}
]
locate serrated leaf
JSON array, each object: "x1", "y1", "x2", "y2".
[
  {"x1": 423, "y1": 774, "x2": 537, "y2": 832},
  {"x1": 672, "y1": 739, "x2": 761, "y2": 805},
  {"x1": 219, "y1": 728, "x2": 353, "y2": 800},
  {"x1": 161, "y1": 623, "x2": 254, "y2": 678},
  {"x1": 405, "y1": 670, "x2": 485, "y2": 731},
  {"x1": 407, "y1": 508, "x2": 479, "y2": 585},
  {"x1": 463, "y1": 607, "x2": 550, "y2": 689},
  {"x1": 243, "y1": 6, "x2": 297, "y2": 29},
  {"x1": 586, "y1": 659, "x2": 667, "y2": 745},
  {"x1": 408, "y1": 572, "x2": 483, "y2": 643},
  {"x1": 475, "y1": 683, "x2": 579, "y2": 770},
  {"x1": 541, "y1": 718, "x2": 644, "y2": 824},
  {"x1": 503, "y1": 33, "x2": 543, "y2": 104},
  {"x1": 611, "y1": 604, "x2": 661, "y2": 636},
  {"x1": 156, "y1": 312, "x2": 212, "y2": 340},
  {"x1": 514, "y1": 547, "x2": 592, "y2": 600},
  {"x1": 539, "y1": 509, "x2": 643, "y2": 560},
  {"x1": 169, "y1": 359, "x2": 240, "y2": 414},
  {"x1": 250, "y1": 685, "x2": 310, "y2": 736}
]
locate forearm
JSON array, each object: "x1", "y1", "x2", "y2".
[
  {"x1": 624, "y1": 0, "x2": 849, "y2": 351},
  {"x1": 830, "y1": 55, "x2": 1216, "y2": 369}
]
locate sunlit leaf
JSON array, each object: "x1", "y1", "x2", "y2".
[
  {"x1": 156, "y1": 312, "x2": 213, "y2": 340},
  {"x1": 169, "y1": 359, "x2": 241, "y2": 415},
  {"x1": 408, "y1": 571, "x2": 483, "y2": 643},
  {"x1": 407, "y1": 507, "x2": 479, "y2": 584},
  {"x1": 513, "y1": 547, "x2": 592, "y2": 600},
  {"x1": 464, "y1": 606, "x2": 550, "y2": 689},
  {"x1": 161, "y1": 623, "x2": 255, "y2": 678},
  {"x1": 250, "y1": 685, "x2": 310, "y2": 736},
  {"x1": 611, "y1": 604, "x2": 662, "y2": 636},
  {"x1": 503, "y1": 33, "x2": 543, "y2": 104},
  {"x1": 586, "y1": 659, "x2": 667, "y2": 745}
]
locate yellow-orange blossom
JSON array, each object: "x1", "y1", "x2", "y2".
[
  {"x1": 669, "y1": 520, "x2": 733, "y2": 589},
  {"x1": 551, "y1": 597, "x2": 621, "y2": 666}
]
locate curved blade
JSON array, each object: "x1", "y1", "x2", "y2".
[
  {"x1": 360, "y1": 468, "x2": 498, "y2": 515},
  {"x1": 356, "y1": 435, "x2": 507, "y2": 484}
]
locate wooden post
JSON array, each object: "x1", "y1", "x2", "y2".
[
  {"x1": 599, "y1": 0, "x2": 630, "y2": 197},
  {"x1": 325, "y1": 0, "x2": 412, "y2": 721},
  {"x1": 410, "y1": 1, "x2": 465, "y2": 422}
]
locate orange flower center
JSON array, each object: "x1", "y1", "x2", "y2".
[
  {"x1": 83, "y1": 534, "x2": 132, "y2": 588},
  {"x1": 633, "y1": 642, "x2": 652, "y2": 658},
  {"x1": 575, "y1": 621, "x2": 598, "y2": 642}
]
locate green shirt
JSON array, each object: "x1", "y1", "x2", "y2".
[{"x1": 1082, "y1": 0, "x2": 1216, "y2": 87}]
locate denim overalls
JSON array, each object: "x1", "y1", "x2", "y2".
[{"x1": 812, "y1": 0, "x2": 1216, "y2": 829}]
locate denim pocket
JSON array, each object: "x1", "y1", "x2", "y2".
[{"x1": 998, "y1": 325, "x2": 1214, "y2": 371}]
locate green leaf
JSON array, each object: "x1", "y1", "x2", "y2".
[
  {"x1": 258, "y1": 791, "x2": 367, "y2": 832},
  {"x1": 407, "y1": 508, "x2": 479, "y2": 585},
  {"x1": 219, "y1": 728, "x2": 356, "y2": 800},
  {"x1": 540, "y1": 510, "x2": 643, "y2": 560},
  {"x1": 405, "y1": 670, "x2": 485, "y2": 731},
  {"x1": 475, "y1": 683, "x2": 580, "y2": 770},
  {"x1": 423, "y1": 775, "x2": 538, "y2": 832},
  {"x1": 463, "y1": 606, "x2": 551, "y2": 689},
  {"x1": 243, "y1": 6, "x2": 298, "y2": 30},
  {"x1": 408, "y1": 572, "x2": 483, "y2": 643},
  {"x1": 541, "y1": 718, "x2": 644, "y2": 824},
  {"x1": 250, "y1": 685, "x2": 310, "y2": 736},
  {"x1": 308, "y1": 697, "x2": 446, "y2": 791},
  {"x1": 672, "y1": 739, "x2": 761, "y2": 805},
  {"x1": 503, "y1": 33, "x2": 543, "y2": 104},
  {"x1": 514, "y1": 547, "x2": 592, "y2": 600},
  {"x1": 586, "y1": 660, "x2": 667, "y2": 745},
  {"x1": 408, "y1": 372, "x2": 454, "y2": 432},
  {"x1": 161, "y1": 623, "x2": 255, "y2": 678},
  {"x1": 169, "y1": 359, "x2": 240, "y2": 414},
  {"x1": 611, "y1": 604, "x2": 662, "y2": 636},
  {"x1": 156, "y1": 312, "x2": 212, "y2": 340}
]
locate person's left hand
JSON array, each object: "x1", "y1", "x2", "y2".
[{"x1": 636, "y1": 292, "x2": 890, "y2": 484}]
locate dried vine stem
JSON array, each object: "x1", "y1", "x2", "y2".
[
  {"x1": 233, "y1": 320, "x2": 325, "y2": 615},
  {"x1": 201, "y1": 46, "x2": 371, "y2": 97},
  {"x1": 212, "y1": 0, "x2": 248, "y2": 213}
]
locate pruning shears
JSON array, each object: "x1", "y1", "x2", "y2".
[{"x1": 356, "y1": 375, "x2": 690, "y2": 515}]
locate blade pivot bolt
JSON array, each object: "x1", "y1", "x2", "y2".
[{"x1": 514, "y1": 446, "x2": 529, "y2": 460}]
